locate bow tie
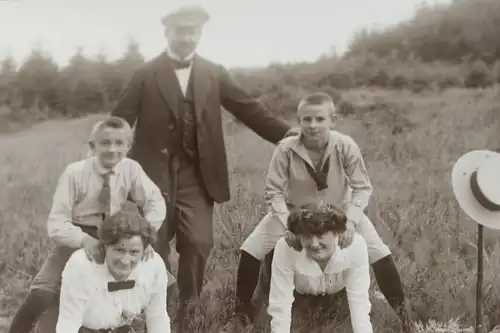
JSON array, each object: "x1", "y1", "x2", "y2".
[
  {"x1": 108, "y1": 280, "x2": 135, "y2": 292},
  {"x1": 171, "y1": 59, "x2": 191, "y2": 70}
]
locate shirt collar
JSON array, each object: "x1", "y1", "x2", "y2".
[
  {"x1": 92, "y1": 156, "x2": 120, "y2": 176},
  {"x1": 286, "y1": 131, "x2": 334, "y2": 165}
]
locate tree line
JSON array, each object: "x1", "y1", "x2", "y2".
[
  {"x1": 0, "y1": 39, "x2": 144, "y2": 118},
  {"x1": 1, "y1": 0, "x2": 500, "y2": 122}
]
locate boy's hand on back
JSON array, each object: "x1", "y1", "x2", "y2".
[{"x1": 338, "y1": 220, "x2": 356, "y2": 249}]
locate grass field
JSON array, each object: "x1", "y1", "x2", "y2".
[{"x1": 0, "y1": 87, "x2": 499, "y2": 333}]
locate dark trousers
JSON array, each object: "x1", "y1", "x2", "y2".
[
  {"x1": 155, "y1": 154, "x2": 214, "y2": 314},
  {"x1": 8, "y1": 289, "x2": 59, "y2": 333}
]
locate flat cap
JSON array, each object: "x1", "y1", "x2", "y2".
[{"x1": 161, "y1": 5, "x2": 210, "y2": 28}]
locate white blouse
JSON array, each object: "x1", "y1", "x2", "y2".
[
  {"x1": 56, "y1": 250, "x2": 170, "y2": 333},
  {"x1": 268, "y1": 234, "x2": 372, "y2": 333}
]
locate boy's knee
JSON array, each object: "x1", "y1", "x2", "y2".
[
  {"x1": 240, "y1": 240, "x2": 273, "y2": 261},
  {"x1": 367, "y1": 243, "x2": 392, "y2": 264},
  {"x1": 240, "y1": 230, "x2": 282, "y2": 261},
  {"x1": 24, "y1": 288, "x2": 59, "y2": 306}
]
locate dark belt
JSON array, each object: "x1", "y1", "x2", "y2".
[
  {"x1": 72, "y1": 202, "x2": 145, "y2": 240},
  {"x1": 79, "y1": 324, "x2": 134, "y2": 333}
]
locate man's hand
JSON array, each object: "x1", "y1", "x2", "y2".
[
  {"x1": 142, "y1": 244, "x2": 155, "y2": 261},
  {"x1": 82, "y1": 235, "x2": 101, "y2": 262},
  {"x1": 284, "y1": 230, "x2": 303, "y2": 251},
  {"x1": 283, "y1": 127, "x2": 301, "y2": 139},
  {"x1": 338, "y1": 220, "x2": 356, "y2": 249}
]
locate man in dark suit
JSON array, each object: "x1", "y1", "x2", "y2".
[{"x1": 111, "y1": 5, "x2": 291, "y2": 330}]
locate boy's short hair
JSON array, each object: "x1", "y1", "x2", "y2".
[
  {"x1": 297, "y1": 92, "x2": 336, "y2": 115},
  {"x1": 98, "y1": 203, "x2": 156, "y2": 249},
  {"x1": 90, "y1": 116, "x2": 133, "y2": 142},
  {"x1": 287, "y1": 202, "x2": 347, "y2": 236}
]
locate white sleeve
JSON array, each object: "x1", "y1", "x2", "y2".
[
  {"x1": 264, "y1": 144, "x2": 291, "y2": 228},
  {"x1": 345, "y1": 235, "x2": 373, "y2": 333},
  {"x1": 339, "y1": 135, "x2": 373, "y2": 225},
  {"x1": 47, "y1": 166, "x2": 87, "y2": 248},
  {"x1": 56, "y1": 250, "x2": 91, "y2": 333},
  {"x1": 129, "y1": 161, "x2": 166, "y2": 231},
  {"x1": 268, "y1": 238, "x2": 296, "y2": 333},
  {"x1": 145, "y1": 254, "x2": 171, "y2": 333}
]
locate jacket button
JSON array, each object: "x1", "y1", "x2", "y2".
[
  {"x1": 168, "y1": 124, "x2": 175, "y2": 131},
  {"x1": 160, "y1": 148, "x2": 168, "y2": 156}
]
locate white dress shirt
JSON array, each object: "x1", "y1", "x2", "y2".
[
  {"x1": 165, "y1": 46, "x2": 194, "y2": 97},
  {"x1": 268, "y1": 234, "x2": 372, "y2": 333},
  {"x1": 46, "y1": 156, "x2": 166, "y2": 248},
  {"x1": 56, "y1": 250, "x2": 170, "y2": 333}
]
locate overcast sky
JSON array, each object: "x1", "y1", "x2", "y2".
[{"x1": 0, "y1": 0, "x2": 450, "y2": 68}]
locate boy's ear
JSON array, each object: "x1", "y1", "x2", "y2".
[
  {"x1": 86, "y1": 141, "x2": 95, "y2": 157},
  {"x1": 125, "y1": 140, "x2": 133, "y2": 152}
]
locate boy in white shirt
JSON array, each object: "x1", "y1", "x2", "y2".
[
  {"x1": 269, "y1": 203, "x2": 372, "y2": 333},
  {"x1": 222, "y1": 92, "x2": 411, "y2": 333},
  {"x1": 8, "y1": 116, "x2": 167, "y2": 333}
]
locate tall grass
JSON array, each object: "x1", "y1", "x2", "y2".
[{"x1": 1, "y1": 87, "x2": 499, "y2": 332}]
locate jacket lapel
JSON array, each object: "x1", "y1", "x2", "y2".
[
  {"x1": 154, "y1": 53, "x2": 182, "y2": 119},
  {"x1": 192, "y1": 56, "x2": 212, "y2": 123}
]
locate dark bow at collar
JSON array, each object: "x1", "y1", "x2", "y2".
[
  {"x1": 170, "y1": 58, "x2": 191, "y2": 69},
  {"x1": 108, "y1": 280, "x2": 135, "y2": 292}
]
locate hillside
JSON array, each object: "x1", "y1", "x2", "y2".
[
  {"x1": 1, "y1": 87, "x2": 500, "y2": 333},
  {"x1": 346, "y1": 0, "x2": 500, "y2": 64}
]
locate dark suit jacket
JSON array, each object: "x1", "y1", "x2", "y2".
[{"x1": 111, "y1": 53, "x2": 291, "y2": 203}]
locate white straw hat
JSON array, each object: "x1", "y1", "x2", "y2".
[{"x1": 451, "y1": 150, "x2": 500, "y2": 229}]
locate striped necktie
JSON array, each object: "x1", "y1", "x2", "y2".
[{"x1": 98, "y1": 172, "x2": 112, "y2": 219}]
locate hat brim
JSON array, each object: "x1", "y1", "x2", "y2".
[{"x1": 451, "y1": 150, "x2": 500, "y2": 229}]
